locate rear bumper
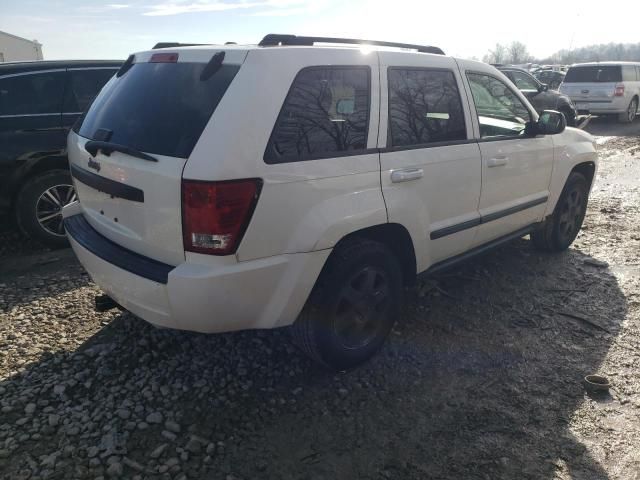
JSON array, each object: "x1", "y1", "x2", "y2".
[
  {"x1": 64, "y1": 210, "x2": 329, "y2": 333},
  {"x1": 570, "y1": 97, "x2": 627, "y2": 114}
]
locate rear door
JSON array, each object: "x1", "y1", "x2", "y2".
[
  {"x1": 462, "y1": 66, "x2": 553, "y2": 246},
  {"x1": 68, "y1": 49, "x2": 247, "y2": 265},
  {"x1": 378, "y1": 52, "x2": 481, "y2": 271},
  {"x1": 61, "y1": 67, "x2": 118, "y2": 129}
]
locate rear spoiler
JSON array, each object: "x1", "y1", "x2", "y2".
[{"x1": 152, "y1": 42, "x2": 208, "y2": 49}]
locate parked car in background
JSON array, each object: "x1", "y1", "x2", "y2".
[
  {"x1": 63, "y1": 35, "x2": 597, "y2": 369},
  {"x1": 0, "y1": 60, "x2": 121, "y2": 246},
  {"x1": 534, "y1": 69, "x2": 566, "y2": 90},
  {"x1": 497, "y1": 66, "x2": 578, "y2": 125},
  {"x1": 560, "y1": 62, "x2": 640, "y2": 123}
]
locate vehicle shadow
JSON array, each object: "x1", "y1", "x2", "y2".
[
  {"x1": 584, "y1": 114, "x2": 639, "y2": 137},
  {"x1": 0, "y1": 238, "x2": 626, "y2": 480},
  {"x1": 0, "y1": 216, "x2": 56, "y2": 261},
  {"x1": 0, "y1": 249, "x2": 87, "y2": 311}
]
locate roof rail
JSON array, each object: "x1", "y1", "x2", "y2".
[
  {"x1": 152, "y1": 42, "x2": 208, "y2": 49},
  {"x1": 258, "y1": 34, "x2": 444, "y2": 55}
]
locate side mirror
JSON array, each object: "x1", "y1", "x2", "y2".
[
  {"x1": 538, "y1": 83, "x2": 549, "y2": 93},
  {"x1": 537, "y1": 110, "x2": 566, "y2": 135}
]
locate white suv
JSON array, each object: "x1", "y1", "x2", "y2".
[{"x1": 63, "y1": 35, "x2": 598, "y2": 369}]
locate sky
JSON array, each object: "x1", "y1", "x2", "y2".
[{"x1": 1, "y1": 0, "x2": 639, "y2": 61}]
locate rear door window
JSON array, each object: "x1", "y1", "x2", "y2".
[
  {"x1": 78, "y1": 61, "x2": 240, "y2": 159},
  {"x1": 387, "y1": 68, "x2": 466, "y2": 148},
  {"x1": 565, "y1": 66, "x2": 622, "y2": 83},
  {"x1": 63, "y1": 69, "x2": 117, "y2": 113},
  {"x1": 622, "y1": 66, "x2": 636, "y2": 82},
  {"x1": 0, "y1": 71, "x2": 65, "y2": 115},
  {"x1": 264, "y1": 66, "x2": 370, "y2": 164}
]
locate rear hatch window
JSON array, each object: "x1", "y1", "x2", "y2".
[
  {"x1": 565, "y1": 66, "x2": 621, "y2": 83},
  {"x1": 76, "y1": 60, "x2": 240, "y2": 158}
]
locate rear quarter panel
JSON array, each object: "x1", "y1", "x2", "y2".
[{"x1": 183, "y1": 48, "x2": 387, "y2": 262}]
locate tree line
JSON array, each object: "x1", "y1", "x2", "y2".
[{"x1": 482, "y1": 41, "x2": 640, "y2": 65}]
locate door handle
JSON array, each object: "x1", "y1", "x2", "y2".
[
  {"x1": 487, "y1": 157, "x2": 508, "y2": 168},
  {"x1": 390, "y1": 168, "x2": 424, "y2": 183}
]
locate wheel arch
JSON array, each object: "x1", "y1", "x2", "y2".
[
  {"x1": 330, "y1": 223, "x2": 417, "y2": 286},
  {"x1": 9, "y1": 155, "x2": 70, "y2": 209},
  {"x1": 571, "y1": 161, "x2": 596, "y2": 191}
]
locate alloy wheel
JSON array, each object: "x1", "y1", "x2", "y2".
[
  {"x1": 629, "y1": 99, "x2": 638, "y2": 122},
  {"x1": 558, "y1": 187, "x2": 584, "y2": 243},
  {"x1": 36, "y1": 184, "x2": 77, "y2": 237},
  {"x1": 332, "y1": 266, "x2": 392, "y2": 350}
]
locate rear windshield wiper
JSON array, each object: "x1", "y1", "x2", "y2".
[{"x1": 85, "y1": 141, "x2": 158, "y2": 162}]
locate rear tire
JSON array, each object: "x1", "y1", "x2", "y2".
[
  {"x1": 531, "y1": 172, "x2": 589, "y2": 252},
  {"x1": 618, "y1": 97, "x2": 638, "y2": 123},
  {"x1": 15, "y1": 170, "x2": 75, "y2": 248},
  {"x1": 290, "y1": 239, "x2": 403, "y2": 370}
]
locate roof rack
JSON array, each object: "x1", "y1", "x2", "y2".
[
  {"x1": 152, "y1": 42, "x2": 208, "y2": 49},
  {"x1": 258, "y1": 34, "x2": 444, "y2": 55}
]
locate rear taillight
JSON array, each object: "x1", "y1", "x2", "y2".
[
  {"x1": 614, "y1": 84, "x2": 625, "y2": 96},
  {"x1": 182, "y1": 179, "x2": 262, "y2": 255}
]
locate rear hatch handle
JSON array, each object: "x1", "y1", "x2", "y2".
[{"x1": 84, "y1": 140, "x2": 158, "y2": 163}]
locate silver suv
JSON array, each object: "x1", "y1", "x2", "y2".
[{"x1": 560, "y1": 62, "x2": 640, "y2": 123}]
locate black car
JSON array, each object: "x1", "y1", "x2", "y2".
[
  {"x1": 534, "y1": 69, "x2": 566, "y2": 90},
  {"x1": 497, "y1": 67, "x2": 577, "y2": 126},
  {"x1": 0, "y1": 60, "x2": 121, "y2": 246}
]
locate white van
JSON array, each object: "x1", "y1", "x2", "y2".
[
  {"x1": 560, "y1": 62, "x2": 640, "y2": 123},
  {"x1": 63, "y1": 35, "x2": 598, "y2": 369}
]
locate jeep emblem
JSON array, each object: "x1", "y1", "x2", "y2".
[{"x1": 88, "y1": 158, "x2": 101, "y2": 172}]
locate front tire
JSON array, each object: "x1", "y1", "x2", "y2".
[
  {"x1": 531, "y1": 172, "x2": 589, "y2": 252},
  {"x1": 560, "y1": 106, "x2": 577, "y2": 127},
  {"x1": 618, "y1": 97, "x2": 638, "y2": 123},
  {"x1": 15, "y1": 170, "x2": 76, "y2": 248},
  {"x1": 290, "y1": 239, "x2": 403, "y2": 370}
]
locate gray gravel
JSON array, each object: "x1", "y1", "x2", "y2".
[
  {"x1": 0, "y1": 218, "x2": 52, "y2": 261},
  {"x1": 1, "y1": 122, "x2": 639, "y2": 479}
]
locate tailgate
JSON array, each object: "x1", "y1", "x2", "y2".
[
  {"x1": 561, "y1": 82, "x2": 616, "y2": 103},
  {"x1": 68, "y1": 133, "x2": 187, "y2": 265},
  {"x1": 560, "y1": 65, "x2": 621, "y2": 103},
  {"x1": 68, "y1": 47, "x2": 246, "y2": 266}
]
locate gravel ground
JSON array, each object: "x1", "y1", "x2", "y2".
[
  {"x1": 0, "y1": 217, "x2": 52, "y2": 260},
  {"x1": 0, "y1": 118, "x2": 639, "y2": 480}
]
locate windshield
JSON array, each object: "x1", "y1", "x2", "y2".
[
  {"x1": 565, "y1": 66, "x2": 622, "y2": 83},
  {"x1": 77, "y1": 61, "x2": 240, "y2": 158}
]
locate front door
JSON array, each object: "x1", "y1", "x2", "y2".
[{"x1": 464, "y1": 70, "x2": 554, "y2": 246}]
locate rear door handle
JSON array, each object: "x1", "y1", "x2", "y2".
[
  {"x1": 391, "y1": 168, "x2": 424, "y2": 183},
  {"x1": 487, "y1": 157, "x2": 508, "y2": 168}
]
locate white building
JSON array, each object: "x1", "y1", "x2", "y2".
[{"x1": 0, "y1": 31, "x2": 43, "y2": 62}]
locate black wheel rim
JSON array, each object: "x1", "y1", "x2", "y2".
[
  {"x1": 629, "y1": 99, "x2": 637, "y2": 122},
  {"x1": 558, "y1": 186, "x2": 585, "y2": 243},
  {"x1": 36, "y1": 184, "x2": 77, "y2": 237},
  {"x1": 332, "y1": 266, "x2": 391, "y2": 350}
]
